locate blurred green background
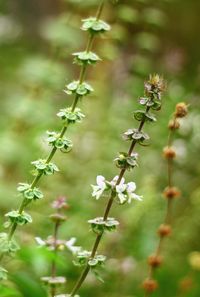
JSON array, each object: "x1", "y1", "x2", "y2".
[{"x1": 0, "y1": 0, "x2": 200, "y2": 296}]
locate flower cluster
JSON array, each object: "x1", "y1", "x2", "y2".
[
  {"x1": 143, "y1": 74, "x2": 165, "y2": 110},
  {"x1": 91, "y1": 175, "x2": 142, "y2": 204}
]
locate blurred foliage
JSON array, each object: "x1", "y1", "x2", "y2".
[{"x1": 0, "y1": 0, "x2": 200, "y2": 296}]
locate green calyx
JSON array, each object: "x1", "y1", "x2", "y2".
[
  {"x1": 114, "y1": 152, "x2": 138, "y2": 170},
  {"x1": 0, "y1": 266, "x2": 8, "y2": 281},
  {"x1": 57, "y1": 107, "x2": 85, "y2": 124},
  {"x1": 134, "y1": 110, "x2": 157, "y2": 123},
  {"x1": 88, "y1": 217, "x2": 119, "y2": 234},
  {"x1": 17, "y1": 183, "x2": 43, "y2": 200},
  {"x1": 47, "y1": 131, "x2": 73, "y2": 152},
  {"x1": 31, "y1": 159, "x2": 59, "y2": 176},
  {"x1": 0, "y1": 233, "x2": 19, "y2": 254},
  {"x1": 74, "y1": 250, "x2": 106, "y2": 268},
  {"x1": 73, "y1": 51, "x2": 101, "y2": 66},
  {"x1": 123, "y1": 129, "x2": 149, "y2": 144},
  {"x1": 81, "y1": 17, "x2": 110, "y2": 34},
  {"x1": 64, "y1": 81, "x2": 93, "y2": 96},
  {"x1": 5, "y1": 211, "x2": 32, "y2": 226}
]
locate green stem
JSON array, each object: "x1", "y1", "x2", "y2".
[
  {"x1": 70, "y1": 107, "x2": 150, "y2": 297},
  {"x1": 50, "y1": 220, "x2": 60, "y2": 297}
]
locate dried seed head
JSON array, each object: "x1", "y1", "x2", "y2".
[
  {"x1": 163, "y1": 147, "x2": 176, "y2": 159},
  {"x1": 148, "y1": 255, "x2": 162, "y2": 268},
  {"x1": 168, "y1": 119, "x2": 180, "y2": 130},
  {"x1": 175, "y1": 102, "x2": 188, "y2": 118},
  {"x1": 143, "y1": 279, "x2": 158, "y2": 293},
  {"x1": 163, "y1": 186, "x2": 181, "y2": 199},
  {"x1": 158, "y1": 224, "x2": 171, "y2": 237}
]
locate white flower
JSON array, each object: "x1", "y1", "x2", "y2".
[
  {"x1": 116, "y1": 181, "x2": 127, "y2": 204},
  {"x1": 65, "y1": 237, "x2": 81, "y2": 255},
  {"x1": 91, "y1": 175, "x2": 107, "y2": 199},
  {"x1": 35, "y1": 237, "x2": 46, "y2": 246},
  {"x1": 110, "y1": 175, "x2": 125, "y2": 187},
  {"x1": 115, "y1": 179, "x2": 142, "y2": 204},
  {"x1": 126, "y1": 182, "x2": 142, "y2": 203}
]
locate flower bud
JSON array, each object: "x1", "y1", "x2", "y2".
[
  {"x1": 49, "y1": 213, "x2": 67, "y2": 223},
  {"x1": 163, "y1": 187, "x2": 181, "y2": 199},
  {"x1": 163, "y1": 147, "x2": 176, "y2": 159},
  {"x1": 175, "y1": 102, "x2": 188, "y2": 118},
  {"x1": 148, "y1": 255, "x2": 162, "y2": 268},
  {"x1": 143, "y1": 278, "x2": 158, "y2": 293},
  {"x1": 158, "y1": 224, "x2": 171, "y2": 237}
]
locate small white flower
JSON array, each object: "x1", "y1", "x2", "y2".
[
  {"x1": 91, "y1": 175, "x2": 107, "y2": 199},
  {"x1": 110, "y1": 175, "x2": 125, "y2": 187},
  {"x1": 65, "y1": 237, "x2": 81, "y2": 255},
  {"x1": 115, "y1": 179, "x2": 142, "y2": 204},
  {"x1": 126, "y1": 182, "x2": 142, "y2": 203},
  {"x1": 35, "y1": 237, "x2": 46, "y2": 247},
  {"x1": 116, "y1": 183, "x2": 127, "y2": 204}
]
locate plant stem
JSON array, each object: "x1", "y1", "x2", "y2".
[
  {"x1": 70, "y1": 107, "x2": 150, "y2": 296},
  {"x1": 0, "y1": 0, "x2": 106, "y2": 264},
  {"x1": 144, "y1": 116, "x2": 178, "y2": 296},
  {"x1": 50, "y1": 220, "x2": 60, "y2": 297}
]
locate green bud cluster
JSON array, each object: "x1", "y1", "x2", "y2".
[
  {"x1": 88, "y1": 217, "x2": 119, "y2": 234},
  {"x1": 74, "y1": 250, "x2": 106, "y2": 268},
  {"x1": 114, "y1": 152, "x2": 138, "y2": 170}
]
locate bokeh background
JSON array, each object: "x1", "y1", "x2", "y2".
[{"x1": 0, "y1": 0, "x2": 200, "y2": 296}]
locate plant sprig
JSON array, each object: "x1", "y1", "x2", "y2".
[
  {"x1": 66, "y1": 74, "x2": 165, "y2": 297},
  {"x1": 0, "y1": 0, "x2": 109, "y2": 276},
  {"x1": 142, "y1": 102, "x2": 188, "y2": 296}
]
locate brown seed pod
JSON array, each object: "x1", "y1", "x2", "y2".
[
  {"x1": 168, "y1": 119, "x2": 180, "y2": 130},
  {"x1": 158, "y1": 224, "x2": 171, "y2": 237},
  {"x1": 163, "y1": 186, "x2": 181, "y2": 199},
  {"x1": 163, "y1": 147, "x2": 176, "y2": 159},
  {"x1": 143, "y1": 279, "x2": 158, "y2": 293},
  {"x1": 175, "y1": 102, "x2": 188, "y2": 118},
  {"x1": 148, "y1": 255, "x2": 162, "y2": 268}
]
